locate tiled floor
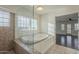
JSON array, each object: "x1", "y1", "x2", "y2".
[{"x1": 45, "y1": 44, "x2": 79, "y2": 54}]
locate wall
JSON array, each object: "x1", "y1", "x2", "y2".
[
  {"x1": 0, "y1": 5, "x2": 33, "y2": 16},
  {"x1": 40, "y1": 14, "x2": 48, "y2": 33}
]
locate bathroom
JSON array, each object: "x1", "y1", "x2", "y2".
[{"x1": 0, "y1": 5, "x2": 79, "y2": 54}]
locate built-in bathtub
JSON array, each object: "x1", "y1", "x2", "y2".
[
  {"x1": 14, "y1": 33, "x2": 55, "y2": 54},
  {"x1": 20, "y1": 33, "x2": 49, "y2": 44}
]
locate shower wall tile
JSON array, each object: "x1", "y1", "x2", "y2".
[
  {"x1": 0, "y1": 13, "x2": 15, "y2": 51},
  {"x1": 14, "y1": 41, "x2": 29, "y2": 54}
]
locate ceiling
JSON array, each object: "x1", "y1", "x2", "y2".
[
  {"x1": 23, "y1": 5, "x2": 79, "y2": 15},
  {"x1": 1, "y1": 5, "x2": 79, "y2": 15}
]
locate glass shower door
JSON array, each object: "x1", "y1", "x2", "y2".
[{"x1": 15, "y1": 5, "x2": 34, "y2": 54}]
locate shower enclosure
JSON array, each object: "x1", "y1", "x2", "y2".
[
  {"x1": 15, "y1": 6, "x2": 34, "y2": 53},
  {"x1": 56, "y1": 13, "x2": 79, "y2": 49},
  {"x1": 14, "y1": 5, "x2": 53, "y2": 54}
]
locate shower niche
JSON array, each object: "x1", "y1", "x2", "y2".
[{"x1": 56, "y1": 13, "x2": 79, "y2": 49}]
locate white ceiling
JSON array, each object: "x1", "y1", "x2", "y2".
[
  {"x1": 1, "y1": 5, "x2": 79, "y2": 15},
  {"x1": 24, "y1": 5, "x2": 79, "y2": 15}
]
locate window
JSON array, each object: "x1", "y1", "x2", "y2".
[
  {"x1": 74, "y1": 38, "x2": 78, "y2": 48},
  {"x1": 0, "y1": 10, "x2": 10, "y2": 27},
  {"x1": 61, "y1": 24, "x2": 65, "y2": 31},
  {"x1": 61, "y1": 36, "x2": 65, "y2": 45},
  {"x1": 48, "y1": 23, "x2": 54, "y2": 35},
  {"x1": 67, "y1": 36, "x2": 72, "y2": 47},
  {"x1": 74, "y1": 23, "x2": 79, "y2": 30},
  {"x1": 31, "y1": 19, "x2": 37, "y2": 30},
  {"x1": 67, "y1": 24, "x2": 71, "y2": 34},
  {"x1": 17, "y1": 16, "x2": 37, "y2": 30},
  {"x1": 17, "y1": 16, "x2": 30, "y2": 29}
]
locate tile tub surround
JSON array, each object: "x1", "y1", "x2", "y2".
[
  {"x1": 14, "y1": 42, "x2": 29, "y2": 54},
  {"x1": 14, "y1": 35, "x2": 55, "y2": 54},
  {"x1": 14, "y1": 39, "x2": 41, "y2": 54}
]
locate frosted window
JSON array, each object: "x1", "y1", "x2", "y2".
[
  {"x1": 48, "y1": 23, "x2": 54, "y2": 35},
  {"x1": 17, "y1": 16, "x2": 37, "y2": 30},
  {"x1": 17, "y1": 16, "x2": 30, "y2": 29},
  {"x1": 61, "y1": 24, "x2": 65, "y2": 30},
  {"x1": 67, "y1": 36, "x2": 72, "y2": 47},
  {"x1": 31, "y1": 19, "x2": 37, "y2": 30},
  {"x1": 74, "y1": 23, "x2": 79, "y2": 30},
  {"x1": 78, "y1": 40, "x2": 79, "y2": 49},
  {"x1": 61, "y1": 36, "x2": 65, "y2": 45},
  {"x1": 0, "y1": 10, "x2": 10, "y2": 27},
  {"x1": 67, "y1": 24, "x2": 71, "y2": 34},
  {"x1": 74, "y1": 39, "x2": 78, "y2": 48}
]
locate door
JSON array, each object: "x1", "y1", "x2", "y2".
[{"x1": 56, "y1": 13, "x2": 79, "y2": 49}]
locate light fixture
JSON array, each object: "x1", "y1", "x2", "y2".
[{"x1": 36, "y1": 6, "x2": 43, "y2": 11}]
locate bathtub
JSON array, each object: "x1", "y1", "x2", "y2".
[
  {"x1": 14, "y1": 33, "x2": 55, "y2": 53},
  {"x1": 20, "y1": 33, "x2": 49, "y2": 44}
]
